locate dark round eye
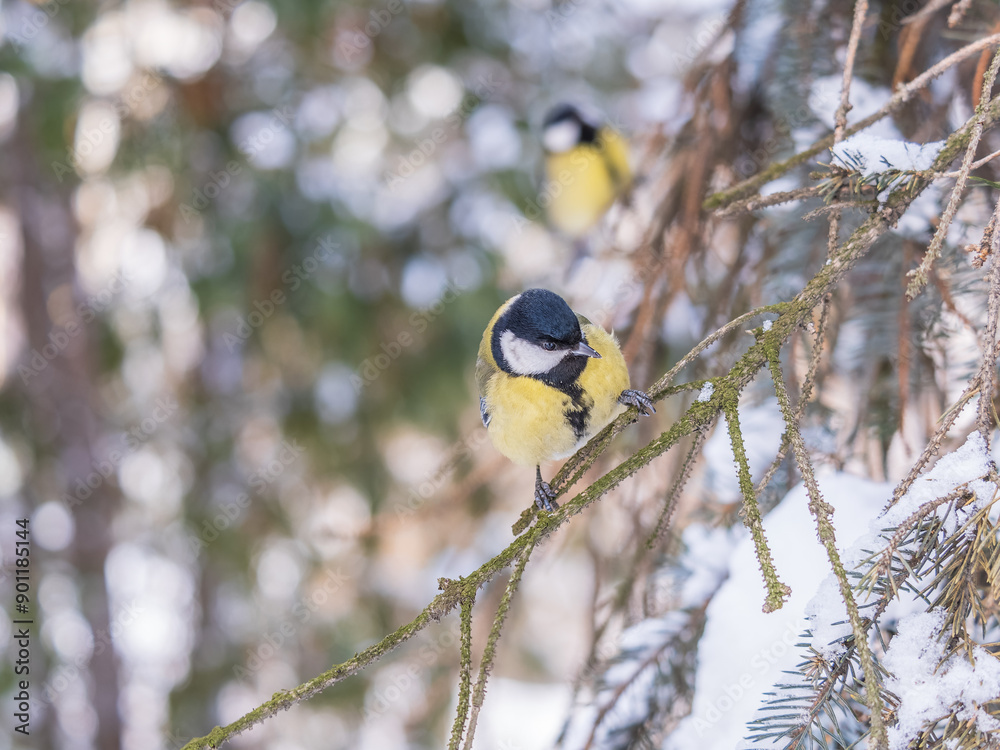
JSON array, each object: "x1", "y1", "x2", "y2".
[{"x1": 542, "y1": 341, "x2": 556, "y2": 351}]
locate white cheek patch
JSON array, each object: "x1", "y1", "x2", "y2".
[
  {"x1": 500, "y1": 330, "x2": 570, "y2": 375},
  {"x1": 543, "y1": 120, "x2": 580, "y2": 153}
]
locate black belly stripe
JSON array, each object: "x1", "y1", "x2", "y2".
[
  {"x1": 562, "y1": 384, "x2": 591, "y2": 440},
  {"x1": 535, "y1": 355, "x2": 594, "y2": 440}
]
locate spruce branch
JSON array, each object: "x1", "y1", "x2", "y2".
[
  {"x1": 747, "y1": 99, "x2": 1000, "y2": 742},
  {"x1": 855, "y1": 472, "x2": 1000, "y2": 747},
  {"x1": 866, "y1": 487, "x2": 975, "y2": 591},
  {"x1": 748, "y1": 642, "x2": 870, "y2": 748},
  {"x1": 581, "y1": 608, "x2": 707, "y2": 750},
  {"x1": 922, "y1": 496, "x2": 1000, "y2": 646},
  {"x1": 703, "y1": 32, "x2": 1000, "y2": 212}
]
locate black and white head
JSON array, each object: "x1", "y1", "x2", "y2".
[
  {"x1": 542, "y1": 104, "x2": 599, "y2": 153},
  {"x1": 491, "y1": 289, "x2": 600, "y2": 380}
]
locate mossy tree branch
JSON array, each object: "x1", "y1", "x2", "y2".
[
  {"x1": 447, "y1": 594, "x2": 475, "y2": 750},
  {"x1": 723, "y1": 385, "x2": 791, "y2": 612}
]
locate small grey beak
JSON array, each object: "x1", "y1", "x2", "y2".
[{"x1": 572, "y1": 341, "x2": 601, "y2": 358}]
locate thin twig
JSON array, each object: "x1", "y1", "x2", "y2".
[
  {"x1": 753, "y1": 438, "x2": 791, "y2": 501},
  {"x1": 887, "y1": 383, "x2": 983, "y2": 508},
  {"x1": 907, "y1": 48, "x2": 1000, "y2": 298},
  {"x1": 799, "y1": 294, "x2": 831, "y2": 409},
  {"x1": 975, "y1": 201, "x2": 1000, "y2": 443},
  {"x1": 646, "y1": 427, "x2": 712, "y2": 548},
  {"x1": 826, "y1": 0, "x2": 869, "y2": 262},
  {"x1": 940, "y1": 147, "x2": 1000, "y2": 177},
  {"x1": 714, "y1": 185, "x2": 825, "y2": 218},
  {"x1": 834, "y1": 0, "x2": 868, "y2": 143},
  {"x1": 648, "y1": 305, "x2": 789, "y2": 397}
]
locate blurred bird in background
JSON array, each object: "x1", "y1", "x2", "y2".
[{"x1": 541, "y1": 103, "x2": 633, "y2": 239}]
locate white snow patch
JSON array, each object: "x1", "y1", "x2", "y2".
[
  {"x1": 697, "y1": 382, "x2": 715, "y2": 402},
  {"x1": 881, "y1": 432, "x2": 994, "y2": 538},
  {"x1": 762, "y1": 319, "x2": 772, "y2": 331},
  {"x1": 807, "y1": 433, "x2": 996, "y2": 659},
  {"x1": 884, "y1": 609, "x2": 1000, "y2": 749},
  {"x1": 473, "y1": 676, "x2": 570, "y2": 749},
  {"x1": 665, "y1": 472, "x2": 891, "y2": 750},
  {"x1": 565, "y1": 524, "x2": 741, "y2": 749},
  {"x1": 831, "y1": 134, "x2": 944, "y2": 178},
  {"x1": 894, "y1": 183, "x2": 942, "y2": 240},
  {"x1": 678, "y1": 524, "x2": 739, "y2": 605},
  {"x1": 810, "y1": 77, "x2": 899, "y2": 139},
  {"x1": 665, "y1": 435, "x2": 997, "y2": 750}
]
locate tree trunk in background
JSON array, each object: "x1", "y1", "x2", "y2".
[{"x1": 13, "y1": 123, "x2": 123, "y2": 750}]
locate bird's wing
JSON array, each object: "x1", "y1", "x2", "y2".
[
  {"x1": 479, "y1": 396, "x2": 491, "y2": 428},
  {"x1": 475, "y1": 345, "x2": 498, "y2": 428}
]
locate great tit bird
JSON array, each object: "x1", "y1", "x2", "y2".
[
  {"x1": 476, "y1": 289, "x2": 654, "y2": 511},
  {"x1": 541, "y1": 104, "x2": 632, "y2": 238}
]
